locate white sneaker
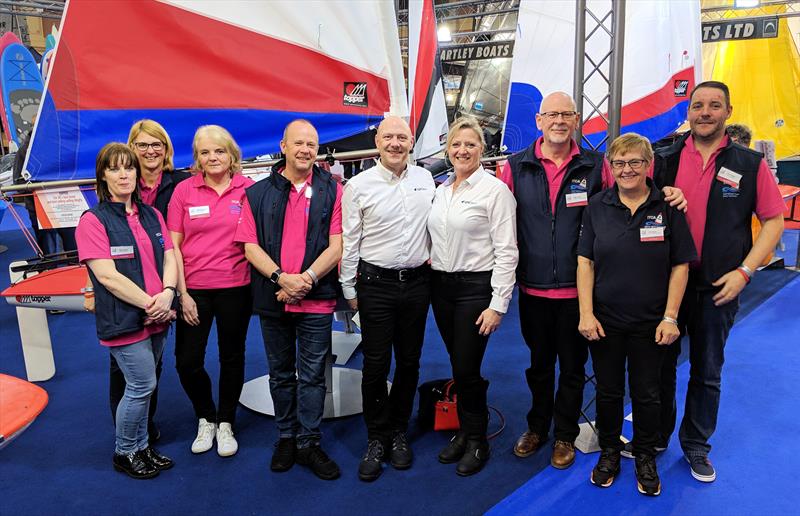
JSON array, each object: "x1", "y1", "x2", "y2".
[
  {"x1": 191, "y1": 418, "x2": 216, "y2": 454},
  {"x1": 216, "y1": 422, "x2": 238, "y2": 457}
]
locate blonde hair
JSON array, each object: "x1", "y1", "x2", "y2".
[
  {"x1": 192, "y1": 125, "x2": 242, "y2": 174},
  {"x1": 127, "y1": 119, "x2": 174, "y2": 172},
  {"x1": 446, "y1": 116, "x2": 485, "y2": 151},
  {"x1": 606, "y1": 132, "x2": 654, "y2": 163}
]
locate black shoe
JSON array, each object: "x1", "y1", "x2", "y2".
[
  {"x1": 390, "y1": 431, "x2": 412, "y2": 470},
  {"x1": 270, "y1": 437, "x2": 297, "y2": 472},
  {"x1": 635, "y1": 454, "x2": 662, "y2": 496},
  {"x1": 140, "y1": 447, "x2": 174, "y2": 471},
  {"x1": 438, "y1": 432, "x2": 468, "y2": 464},
  {"x1": 590, "y1": 448, "x2": 621, "y2": 488},
  {"x1": 296, "y1": 445, "x2": 341, "y2": 480},
  {"x1": 113, "y1": 451, "x2": 159, "y2": 479},
  {"x1": 148, "y1": 422, "x2": 161, "y2": 445},
  {"x1": 358, "y1": 440, "x2": 385, "y2": 482},
  {"x1": 456, "y1": 438, "x2": 490, "y2": 476}
]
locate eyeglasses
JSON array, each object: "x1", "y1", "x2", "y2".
[
  {"x1": 610, "y1": 159, "x2": 648, "y2": 171},
  {"x1": 133, "y1": 141, "x2": 164, "y2": 151},
  {"x1": 539, "y1": 111, "x2": 578, "y2": 121}
]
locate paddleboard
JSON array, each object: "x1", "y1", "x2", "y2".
[{"x1": 0, "y1": 43, "x2": 44, "y2": 146}]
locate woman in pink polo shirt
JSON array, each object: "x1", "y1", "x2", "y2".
[
  {"x1": 168, "y1": 125, "x2": 254, "y2": 458},
  {"x1": 76, "y1": 143, "x2": 178, "y2": 479}
]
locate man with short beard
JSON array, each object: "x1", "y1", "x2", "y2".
[{"x1": 652, "y1": 81, "x2": 784, "y2": 483}]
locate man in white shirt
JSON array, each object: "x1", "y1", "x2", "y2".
[{"x1": 341, "y1": 116, "x2": 435, "y2": 482}]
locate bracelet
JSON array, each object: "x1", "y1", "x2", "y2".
[
  {"x1": 738, "y1": 264, "x2": 753, "y2": 277},
  {"x1": 163, "y1": 286, "x2": 179, "y2": 296},
  {"x1": 304, "y1": 268, "x2": 319, "y2": 285},
  {"x1": 662, "y1": 316, "x2": 678, "y2": 325},
  {"x1": 82, "y1": 287, "x2": 94, "y2": 293},
  {"x1": 736, "y1": 267, "x2": 751, "y2": 283},
  {"x1": 83, "y1": 292, "x2": 95, "y2": 298}
]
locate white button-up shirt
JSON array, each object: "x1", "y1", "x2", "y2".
[
  {"x1": 340, "y1": 160, "x2": 436, "y2": 299},
  {"x1": 428, "y1": 166, "x2": 518, "y2": 313}
]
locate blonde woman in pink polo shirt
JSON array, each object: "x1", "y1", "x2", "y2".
[{"x1": 168, "y1": 125, "x2": 255, "y2": 458}]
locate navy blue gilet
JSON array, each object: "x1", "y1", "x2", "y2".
[
  {"x1": 653, "y1": 133, "x2": 761, "y2": 288},
  {"x1": 245, "y1": 164, "x2": 339, "y2": 317},
  {"x1": 85, "y1": 201, "x2": 166, "y2": 340},
  {"x1": 509, "y1": 143, "x2": 604, "y2": 289}
]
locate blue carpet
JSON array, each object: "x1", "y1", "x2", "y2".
[
  {"x1": 489, "y1": 275, "x2": 800, "y2": 515},
  {"x1": 1, "y1": 215, "x2": 798, "y2": 514}
]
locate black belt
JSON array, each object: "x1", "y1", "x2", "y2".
[
  {"x1": 432, "y1": 270, "x2": 492, "y2": 281},
  {"x1": 358, "y1": 261, "x2": 430, "y2": 282}
]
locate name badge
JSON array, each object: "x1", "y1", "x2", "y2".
[
  {"x1": 640, "y1": 226, "x2": 665, "y2": 242},
  {"x1": 566, "y1": 192, "x2": 588, "y2": 207},
  {"x1": 188, "y1": 205, "x2": 211, "y2": 219},
  {"x1": 717, "y1": 167, "x2": 742, "y2": 189},
  {"x1": 110, "y1": 245, "x2": 135, "y2": 258}
]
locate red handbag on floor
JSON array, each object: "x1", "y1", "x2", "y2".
[{"x1": 434, "y1": 380, "x2": 460, "y2": 431}]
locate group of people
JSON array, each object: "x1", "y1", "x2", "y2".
[{"x1": 75, "y1": 80, "x2": 784, "y2": 496}]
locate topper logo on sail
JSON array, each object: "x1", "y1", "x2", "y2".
[
  {"x1": 16, "y1": 295, "x2": 52, "y2": 304},
  {"x1": 343, "y1": 82, "x2": 368, "y2": 107},
  {"x1": 674, "y1": 80, "x2": 689, "y2": 97}
]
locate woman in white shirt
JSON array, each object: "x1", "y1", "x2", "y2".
[{"x1": 428, "y1": 117, "x2": 518, "y2": 476}]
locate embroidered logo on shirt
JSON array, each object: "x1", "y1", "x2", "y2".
[
  {"x1": 156, "y1": 232, "x2": 165, "y2": 249},
  {"x1": 644, "y1": 212, "x2": 665, "y2": 227},
  {"x1": 229, "y1": 199, "x2": 242, "y2": 215},
  {"x1": 722, "y1": 185, "x2": 740, "y2": 198}
]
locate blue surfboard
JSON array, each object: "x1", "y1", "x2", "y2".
[{"x1": 0, "y1": 43, "x2": 44, "y2": 146}]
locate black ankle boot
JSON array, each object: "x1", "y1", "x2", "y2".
[
  {"x1": 113, "y1": 451, "x2": 159, "y2": 479},
  {"x1": 438, "y1": 432, "x2": 468, "y2": 464},
  {"x1": 456, "y1": 438, "x2": 489, "y2": 476}
]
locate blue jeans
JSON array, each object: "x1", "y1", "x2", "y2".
[
  {"x1": 678, "y1": 288, "x2": 739, "y2": 458},
  {"x1": 259, "y1": 313, "x2": 332, "y2": 448},
  {"x1": 109, "y1": 331, "x2": 166, "y2": 454}
]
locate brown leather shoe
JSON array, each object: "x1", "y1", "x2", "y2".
[
  {"x1": 551, "y1": 440, "x2": 576, "y2": 469},
  {"x1": 513, "y1": 431, "x2": 543, "y2": 458}
]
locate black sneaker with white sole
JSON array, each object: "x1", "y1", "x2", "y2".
[
  {"x1": 635, "y1": 454, "x2": 661, "y2": 496},
  {"x1": 687, "y1": 455, "x2": 716, "y2": 482},
  {"x1": 590, "y1": 448, "x2": 621, "y2": 488}
]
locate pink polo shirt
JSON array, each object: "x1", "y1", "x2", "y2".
[
  {"x1": 76, "y1": 205, "x2": 173, "y2": 347},
  {"x1": 167, "y1": 173, "x2": 254, "y2": 289},
  {"x1": 500, "y1": 138, "x2": 614, "y2": 299},
  {"x1": 139, "y1": 173, "x2": 162, "y2": 207},
  {"x1": 235, "y1": 174, "x2": 343, "y2": 314},
  {"x1": 675, "y1": 135, "x2": 785, "y2": 264}
]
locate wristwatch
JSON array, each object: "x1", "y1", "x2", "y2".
[
  {"x1": 270, "y1": 268, "x2": 284, "y2": 285},
  {"x1": 164, "y1": 286, "x2": 179, "y2": 298}
]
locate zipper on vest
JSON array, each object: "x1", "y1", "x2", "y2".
[{"x1": 551, "y1": 216, "x2": 558, "y2": 287}]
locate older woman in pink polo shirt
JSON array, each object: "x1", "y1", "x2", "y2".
[{"x1": 168, "y1": 125, "x2": 254, "y2": 458}]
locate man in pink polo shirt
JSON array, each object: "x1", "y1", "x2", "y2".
[
  {"x1": 652, "y1": 81, "x2": 784, "y2": 483},
  {"x1": 235, "y1": 119, "x2": 343, "y2": 480},
  {"x1": 500, "y1": 92, "x2": 685, "y2": 469}
]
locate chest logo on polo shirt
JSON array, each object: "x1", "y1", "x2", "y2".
[
  {"x1": 566, "y1": 178, "x2": 589, "y2": 207},
  {"x1": 229, "y1": 199, "x2": 243, "y2": 215},
  {"x1": 156, "y1": 232, "x2": 165, "y2": 249},
  {"x1": 641, "y1": 212, "x2": 665, "y2": 242},
  {"x1": 722, "y1": 185, "x2": 740, "y2": 198}
]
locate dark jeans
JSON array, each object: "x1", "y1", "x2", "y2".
[
  {"x1": 659, "y1": 281, "x2": 739, "y2": 457},
  {"x1": 175, "y1": 285, "x2": 251, "y2": 425},
  {"x1": 110, "y1": 353, "x2": 162, "y2": 432},
  {"x1": 519, "y1": 294, "x2": 587, "y2": 442},
  {"x1": 430, "y1": 271, "x2": 493, "y2": 438},
  {"x1": 590, "y1": 322, "x2": 666, "y2": 456},
  {"x1": 357, "y1": 263, "x2": 430, "y2": 444},
  {"x1": 259, "y1": 312, "x2": 332, "y2": 448}
]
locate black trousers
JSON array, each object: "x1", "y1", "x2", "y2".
[
  {"x1": 519, "y1": 294, "x2": 587, "y2": 443},
  {"x1": 175, "y1": 285, "x2": 251, "y2": 425},
  {"x1": 357, "y1": 263, "x2": 430, "y2": 444},
  {"x1": 430, "y1": 271, "x2": 493, "y2": 438},
  {"x1": 110, "y1": 354, "x2": 162, "y2": 431},
  {"x1": 590, "y1": 322, "x2": 666, "y2": 456}
]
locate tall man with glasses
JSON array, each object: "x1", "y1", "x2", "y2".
[
  {"x1": 500, "y1": 91, "x2": 686, "y2": 470},
  {"x1": 341, "y1": 116, "x2": 435, "y2": 482},
  {"x1": 652, "y1": 81, "x2": 784, "y2": 483}
]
